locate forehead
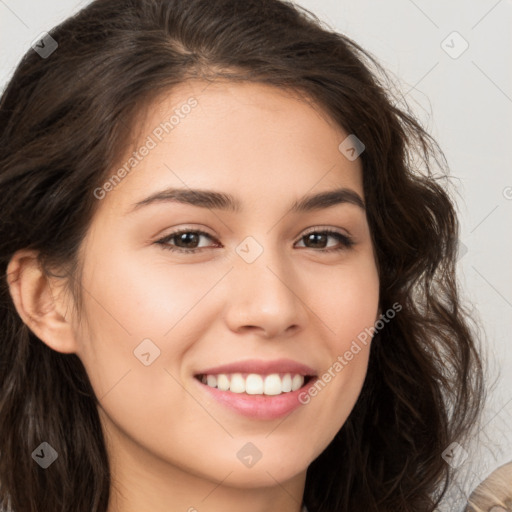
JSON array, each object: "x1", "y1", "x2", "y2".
[{"x1": 97, "y1": 80, "x2": 363, "y2": 214}]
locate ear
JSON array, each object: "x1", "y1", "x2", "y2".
[{"x1": 6, "y1": 249, "x2": 78, "y2": 354}]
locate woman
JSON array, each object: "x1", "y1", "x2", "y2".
[{"x1": 0, "y1": 0, "x2": 485, "y2": 511}]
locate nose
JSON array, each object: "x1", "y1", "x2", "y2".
[{"x1": 222, "y1": 246, "x2": 308, "y2": 339}]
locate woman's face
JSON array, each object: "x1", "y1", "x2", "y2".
[{"x1": 70, "y1": 80, "x2": 379, "y2": 497}]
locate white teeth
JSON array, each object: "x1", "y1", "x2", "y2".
[
  {"x1": 263, "y1": 374, "x2": 282, "y2": 395},
  {"x1": 229, "y1": 373, "x2": 246, "y2": 393},
  {"x1": 245, "y1": 374, "x2": 263, "y2": 394},
  {"x1": 200, "y1": 372, "x2": 307, "y2": 395},
  {"x1": 292, "y1": 374, "x2": 304, "y2": 391},
  {"x1": 216, "y1": 374, "x2": 230, "y2": 391},
  {"x1": 281, "y1": 374, "x2": 292, "y2": 392}
]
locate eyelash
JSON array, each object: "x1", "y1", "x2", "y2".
[{"x1": 155, "y1": 228, "x2": 354, "y2": 254}]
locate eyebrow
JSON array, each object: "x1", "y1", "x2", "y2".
[{"x1": 128, "y1": 186, "x2": 365, "y2": 214}]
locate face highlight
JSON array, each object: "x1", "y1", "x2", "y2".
[{"x1": 68, "y1": 81, "x2": 380, "y2": 509}]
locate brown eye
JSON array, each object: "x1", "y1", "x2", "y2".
[
  {"x1": 156, "y1": 230, "x2": 218, "y2": 253},
  {"x1": 296, "y1": 230, "x2": 354, "y2": 252},
  {"x1": 173, "y1": 232, "x2": 202, "y2": 249}
]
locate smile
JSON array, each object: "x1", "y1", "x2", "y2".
[
  {"x1": 194, "y1": 359, "x2": 318, "y2": 420},
  {"x1": 196, "y1": 372, "x2": 313, "y2": 395}
]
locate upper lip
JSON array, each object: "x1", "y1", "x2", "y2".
[{"x1": 195, "y1": 358, "x2": 317, "y2": 377}]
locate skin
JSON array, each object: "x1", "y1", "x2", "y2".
[{"x1": 8, "y1": 80, "x2": 380, "y2": 512}]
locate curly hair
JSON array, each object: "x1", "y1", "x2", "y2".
[{"x1": 0, "y1": 0, "x2": 485, "y2": 510}]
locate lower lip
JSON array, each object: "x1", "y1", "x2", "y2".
[{"x1": 195, "y1": 377, "x2": 318, "y2": 420}]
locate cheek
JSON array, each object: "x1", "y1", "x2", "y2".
[
  {"x1": 73, "y1": 242, "x2": 228, "y2": 399},
  {"x1": 306, "y1": 252, "x2": 380, "y2": 346},
  {"x1": 79, "y1": 242, "x2": 224, "y2": 344},
  {"x1": 296, "y1": 253, "x2": 379, "y2": 432}
]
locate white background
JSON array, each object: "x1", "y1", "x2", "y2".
[{"x1": 1, "y1": 0, "x2": 511, "y2": 508}]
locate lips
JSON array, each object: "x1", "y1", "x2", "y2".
[
  {"x1": 194, "y1": 358, "x2": 317, "y2": 394},
  {"x1": 195, "y1": 358, "x2": 317, "y2": 377},
  {"x1": 193, "y1": 358, "x2": 318, "y2": 419}
]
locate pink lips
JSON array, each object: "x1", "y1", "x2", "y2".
[
  {"x1": 196, "y1": 358, "x2": 317, "y2": 377},
  {"x1": 194, "y1": 358, "x2": 317, "y2": 420}
]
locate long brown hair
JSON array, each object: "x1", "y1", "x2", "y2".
[{"x1": 0, "y1": 0, "x2": 485, "y2": 510}]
